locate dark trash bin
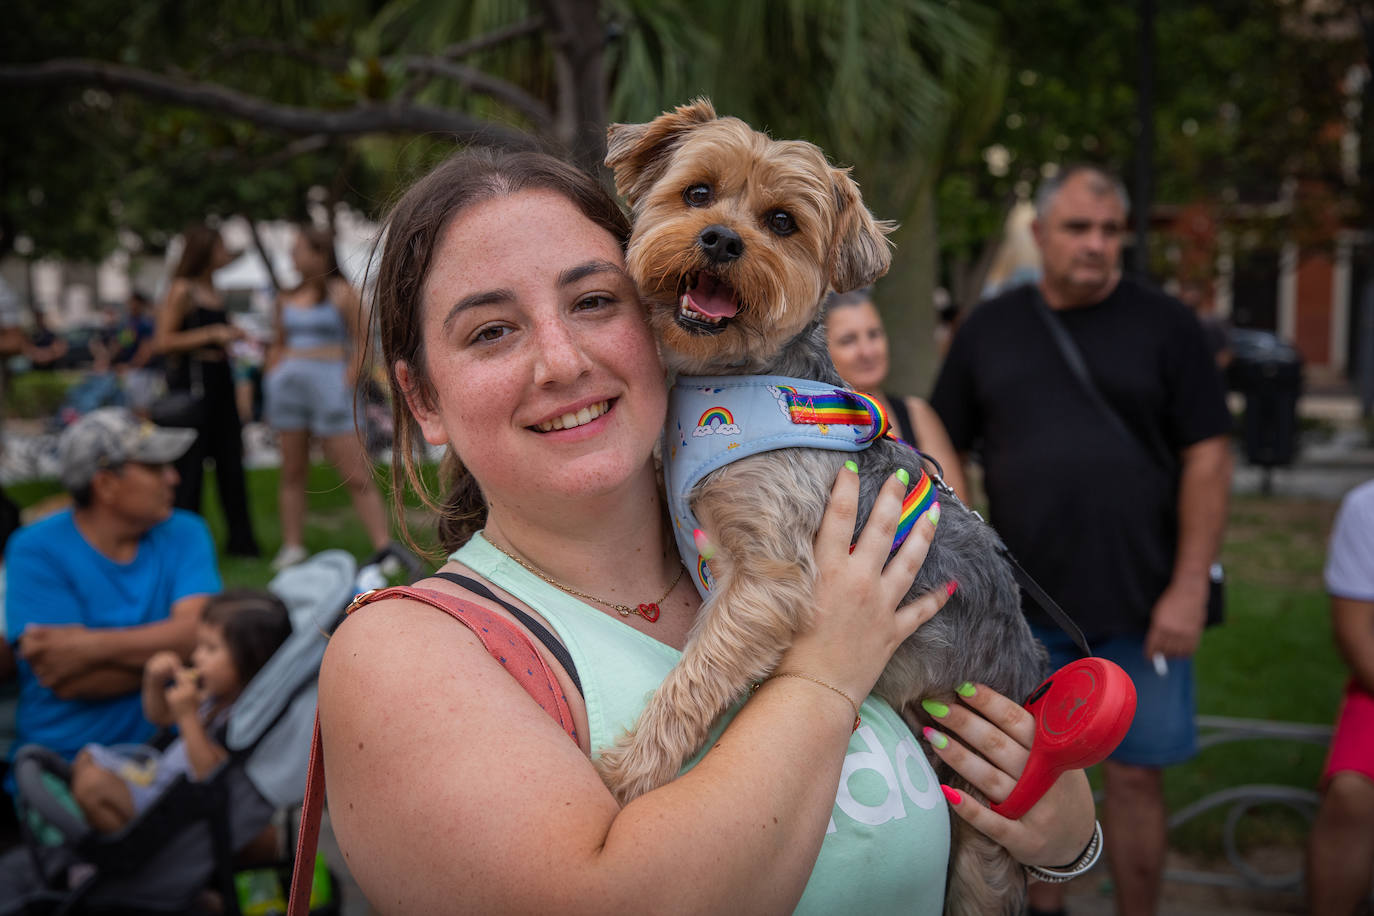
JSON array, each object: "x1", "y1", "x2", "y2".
[{"x1": 1226, "y1": 329, "x2": 1303, "y2": 484}]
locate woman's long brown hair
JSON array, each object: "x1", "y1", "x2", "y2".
[{"x1": 368, "y1": 148, "x2": 630, "y2": 557}]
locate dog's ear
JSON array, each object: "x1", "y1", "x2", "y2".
[
  {"x1": 606, "y1": 98, "x2": 719, "y2": 206},
  {"x1": 828, "y1": 167, "x2": 895, "y2": 293}
]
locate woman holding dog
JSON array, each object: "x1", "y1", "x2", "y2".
[
  {"x1": 318, "y1": 149, "x2": 1096, "y2": 913},
  {"x1": 826, "y1": 287, "x2": 969, "y2": 499}
]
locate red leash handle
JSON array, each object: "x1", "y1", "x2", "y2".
[
  {"x1": 287, "y1": 586, "x2": 578, "y2": 916},
  {"x1": 990, "y1": 658, "x2": 1137, "y2": 820}
]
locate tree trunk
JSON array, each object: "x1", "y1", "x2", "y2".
[
  {"x1": 878, "y1": 189, "x2": 940, "y2": 398},
  {"x1": 542, "y1": 0, "x2": 608, "y2": 172}
]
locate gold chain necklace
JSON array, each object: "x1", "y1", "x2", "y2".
[{"x1": 488, "y1": 538, "x2": 684, "y2": 623}]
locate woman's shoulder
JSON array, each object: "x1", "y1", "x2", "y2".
[
  {"x1": 326, "y1": 277, "x2": 362, "y2": 310},
  {"x1": 321, "y1": 582, "x2": 522, "y2": 685}
]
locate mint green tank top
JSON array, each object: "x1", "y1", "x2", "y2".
[{"x1": 455, "y1": 533, "x2": 949, "y2": 914}]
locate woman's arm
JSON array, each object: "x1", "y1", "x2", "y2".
[
  {"x1": 908, "y1": 396, "x2": 969, "y2": 499},
  {"x1": 321, "y1": 471, "x2": 945, "y2": 914},
  {"x1": 332, "y1": 279, "x2": 367, "y2": 385},
  {"x1": 152, "y1": 280, "x2": 231, "y2": 355}
]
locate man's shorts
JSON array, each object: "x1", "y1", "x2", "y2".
[
  {"x1": 1322, "y1": 679, "x2": 1374, "y2": 786},
  {"x1": 263, "y1": 358, "x2": 357, "y2": 438},
  {"x1": 1031, "y1": 623, "x2": 1198, "y2": 767}
]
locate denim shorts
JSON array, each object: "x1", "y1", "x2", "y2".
[
  {"x1": 1030, "y1": 623, "x2": 1198, "y2": 768},
  {"x1": 263, "y1": 358, "x2": 357, "y2": 438}
]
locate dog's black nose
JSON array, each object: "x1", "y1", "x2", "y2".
[{"x1": 698, "y1": 224, "x2": 744, "y2": 263}]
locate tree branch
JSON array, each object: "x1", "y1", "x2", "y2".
[
  {"x1": 0, "y1": 58, "x2": 538, "y2": 148},
  {"x1": 437, "y1": 16, "x2": 546, "y2": 61},
  {"x1": 207, "y1": 133, "x2": 332, "y2": 169},
  {"x1": 398, "y1": 57, "x2": 551, "y2": 130},
  {"x1": 401, "y1": 17, "x2": 548, "y2": 103}
]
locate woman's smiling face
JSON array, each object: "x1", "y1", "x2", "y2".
[{"x1": 405, "y1": 189, "x2": 667, "y2": 514}]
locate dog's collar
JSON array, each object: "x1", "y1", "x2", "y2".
[{"x1": 664, "y1": 374, "x2": 895, "y2": 597}]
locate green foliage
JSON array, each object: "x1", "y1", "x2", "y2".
[
  {"x1": 3, "y1": 0, "x2": 1004, "y2": 263},
  {"x1": 934, "y1": 0, "x2": 1363, "y2": 302},
  {"x1": 606, "y1": 0, "x2": 1003, "y2": 217},
  {"x1": 3, "y1": 370, "x2": 81, "y2": 420}
]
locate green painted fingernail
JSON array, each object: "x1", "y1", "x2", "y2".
[
  {"x1": 956, "y1": 682, "x2": 976, "y2": 698},
  {"x1": 922, "y1": 726, "x2": 948, "y2": 749},
  {"x1": 896, "y1": 467, "x2": 910, "y2": 486},
  {"x1": 844, "y1": 460, "x2": 858, "y2": 473},
  {"x1": 926, "y1": 502, "x2": 941, "y2": 526},
  {"x1": 921, "y1": 699, "x2": 949, "y2": 718}
]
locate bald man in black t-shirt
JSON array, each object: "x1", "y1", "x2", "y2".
[{"x1": 931, "y1": 165, "x2": 1232, "y2": 916}]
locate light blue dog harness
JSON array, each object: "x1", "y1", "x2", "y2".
[{"x1": 665, "y1": 374, "x2": 895, "y2": 598}]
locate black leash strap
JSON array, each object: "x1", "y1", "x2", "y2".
[
  {"x1": 998, "y1": 546, "x2": 1092, "y2": 658},
  {"x1": 926, "y1": 470, "x2": 1094, "y2": 658}
]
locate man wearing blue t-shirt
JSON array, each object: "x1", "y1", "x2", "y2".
[{"x1": 4, "y1": 408, "x2": 222, "y2": 778}]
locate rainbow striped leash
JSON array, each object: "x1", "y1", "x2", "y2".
[{"x1": 893, "y1": 466, "x2": 938, "y2": 549}]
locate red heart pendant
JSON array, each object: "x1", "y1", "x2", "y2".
[{"x1": 637, "y1": 603, "x2": 661, "y2": 622}]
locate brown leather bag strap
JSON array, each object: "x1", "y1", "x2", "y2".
[{"x1": 287, "y1": 584, "x2": 579, "y2": 916}]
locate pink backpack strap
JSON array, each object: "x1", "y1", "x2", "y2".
[{"x1": 288, "y1": 585, "x2": 578, "y2": 916}]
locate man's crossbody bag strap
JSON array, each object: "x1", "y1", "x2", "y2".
[
  {"x1": 1029, "y1": 289, "x2": 1226, "y2": 626},
  {"x1": 287, "y1": 586, "x2": 578, "y2": 916},
  {"x1": 1028, "y1": 289, "x2": 1176, "y2": 476}
]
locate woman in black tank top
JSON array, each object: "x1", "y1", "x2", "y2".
[
  {"x1": 152, "y1": 224, "x2": 259, "y2": 557},
  {"x1": 825, "y1": 288, "x2": 968, "y2": 498}
]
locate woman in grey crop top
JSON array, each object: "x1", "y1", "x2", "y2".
[{"x1": 262, "y1": 226, "x2": 394, "y2": 571}]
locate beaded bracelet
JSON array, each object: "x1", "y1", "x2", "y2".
[{"x1": 1024, "y1": 820, "x2": 1103, "y2": 884}]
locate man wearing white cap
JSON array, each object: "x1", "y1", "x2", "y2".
[{"x1": 3, "y1": 407, "x2": 222, "y2": 778}]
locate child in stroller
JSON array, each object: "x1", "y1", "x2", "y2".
[
  {"x1": 1, "y1": 548, "x2": 362, "y2": 916},
  {"x1": 69, "y1": 590, "x2": 291, "y2": 835}
]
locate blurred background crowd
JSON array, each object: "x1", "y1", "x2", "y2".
[{"x1": 1, "y1": 1, "x2": 1373, "y2": 914}]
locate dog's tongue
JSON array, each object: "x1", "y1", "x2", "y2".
[{"x1": 685, "y1": 274, "x2": 741, "y2": 319}]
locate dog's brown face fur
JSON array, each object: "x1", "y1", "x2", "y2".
[{"x1": 606, "y1": 99, "x2": 894, "y2": 374}]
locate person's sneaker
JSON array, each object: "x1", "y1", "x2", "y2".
[{"x1": 270, "y1": 544, "x2": 309, "y2": 571}]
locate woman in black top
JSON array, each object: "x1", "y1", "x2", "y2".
[
  {"x1": 152, "y1": 224, "x2": 259, "y2": 557},
  {"x1": 826, "y1": 288, "x2": 968, "y2": 499}
]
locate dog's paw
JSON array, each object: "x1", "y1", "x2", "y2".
[{"x1": 595, "y1": 738, "x2": 679, "y2": 805}]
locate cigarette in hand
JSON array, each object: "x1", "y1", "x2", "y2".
[{"x1": 1152, "y1": 653, "x2": 1169, "y2": 677}]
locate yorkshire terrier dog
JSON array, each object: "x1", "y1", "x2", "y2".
[{"x1": 598, "y1": 99, "x2": 1048, "y2": 914}]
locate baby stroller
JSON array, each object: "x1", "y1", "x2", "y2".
[{"x1": 1, "y1": 549, "x2": 367, "y2": 915}]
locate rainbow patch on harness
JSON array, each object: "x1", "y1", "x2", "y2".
[
  {"x1": 893, "y1": 467, "x2": 937, "y2": 550},
  {"x1": 697, "y1": 555, "x2": 715, "y2": 591},
  {"x1": 694, "y1": 406, "x2": 740, "y2": 437},
  {"x1": 784, "y1": 389, "x2": 890, "y2": 444},
  {"x1": 698, "y1": 406, "x2": 734, "y2": 427}
]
